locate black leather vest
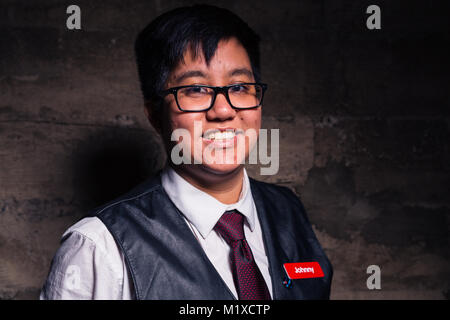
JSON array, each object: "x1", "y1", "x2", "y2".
[{"x1": 94, "y1": 174, "x2": 333, "y2": 299}]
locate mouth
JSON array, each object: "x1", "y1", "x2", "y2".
[{"x1": 202, "y1": 128, "x2": 244, "y2": 141}]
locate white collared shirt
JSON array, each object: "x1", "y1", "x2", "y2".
[
  {"x1": 40, "y1": 167, "x2": 272, "y2": 300},
  {"x1": 162, "y1": 167, "x2": 272, "y2": 298}
]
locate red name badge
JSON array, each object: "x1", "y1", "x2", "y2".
[{"x1": 283, "y1": 262, "x2": 324, "y2": 279}]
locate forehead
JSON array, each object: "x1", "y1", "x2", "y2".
[{"x1": 168, "y1": 37, "x2": 253, "y2": 84}]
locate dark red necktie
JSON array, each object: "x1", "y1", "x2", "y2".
[{"x1": 214, "y1": 210, "x2": 271, "y2": 300}]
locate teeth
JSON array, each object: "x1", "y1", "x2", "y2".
[
  {"x1": 204, "y1": 130, "x2": 236, "y2": 140},
  {"x1": 224, "y1": 131, "x2": 235, "y2": 139}
]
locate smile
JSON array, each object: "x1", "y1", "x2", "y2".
[{"x1": 202, "y1": 128, "x2": 243, "y2": 141}]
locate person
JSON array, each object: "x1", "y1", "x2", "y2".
[{"x1": 40, "y1": 4, "x2": 332, "y2": 300}]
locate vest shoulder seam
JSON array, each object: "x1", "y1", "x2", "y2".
[{"x1": 95, "y1": 184, "x2": 161, "y2": 216}]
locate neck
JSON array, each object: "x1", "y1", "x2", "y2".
[{"x1": 171, "y1": 164, "x2": 245, "y2": 204}]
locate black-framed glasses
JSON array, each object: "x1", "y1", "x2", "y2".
[{"x1": 159, "y1": 83, "x2": 267, "y2": 112}]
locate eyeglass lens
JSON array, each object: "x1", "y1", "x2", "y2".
[{"x1": 177, "y1": 84, "x2": 263, "y2": 111}]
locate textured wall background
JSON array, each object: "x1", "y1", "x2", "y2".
[{"x1": 0, "y1": 0, "x2": 449, "y2": 299}]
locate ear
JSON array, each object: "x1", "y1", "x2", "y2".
[{"x1": 144, "y1": 101, "x2": 162, "y2": 134}]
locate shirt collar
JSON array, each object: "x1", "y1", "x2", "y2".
[{"x1": 161, "y1": 166, "x2": 255, "y2": 239}]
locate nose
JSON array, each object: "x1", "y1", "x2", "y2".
[{"x1": 205, "y1": 91, "x2": 236, "y2": 121}]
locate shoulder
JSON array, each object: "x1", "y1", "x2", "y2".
[
  {"x1": 249, "y1": 177, "x2": 303, "y2": 207},
  {"x1": 249, "y1": 177, "x2": 313, "y2": 233},
  {"x1": 59, "y1": 216, "x2": 126, "y2": 276},
  {"x1": 62, "y1": 216, "x2": 118, "y2": 255},
  {"x1": 40, "y1": 218, "x2": 131, "y2": 299}
]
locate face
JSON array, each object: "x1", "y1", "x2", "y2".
[{"x1": 157, "y1": 37, "x2": 261, "y2": 179}]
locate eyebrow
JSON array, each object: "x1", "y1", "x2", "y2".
[
  {"x1": 173, "y1": 70, "x2": 206, "y2": 84},
  {"x1": 229, "y1": 68, "x2": 254, "y2": 79},
  {"x1": 173, "y1": 68, "x2": 254, "y2": 85}
]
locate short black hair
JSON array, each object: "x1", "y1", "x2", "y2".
[{"x1": 135, "y1": 4, "x2": 261, "y2": 109}]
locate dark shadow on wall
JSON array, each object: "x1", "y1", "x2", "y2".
[{"x1": 71, "y1": 126, "x2": 166, "y2": 213}]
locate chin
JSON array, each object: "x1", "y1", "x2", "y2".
[{"x1": 199, "y1": 162, "x2": 244, "y2": 176}]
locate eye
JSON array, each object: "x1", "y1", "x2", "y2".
[
  {"x1": 181, "y1": 86, "x2": 209, "y2": 96},
  {"x1": 230, "y1": 84, "x2": 249, "y2": 93}
]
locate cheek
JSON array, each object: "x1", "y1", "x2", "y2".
[
  {"x1": 241, "y1": 109, "x2": 261, "y2": 129},
  {"x1": 161, "y1": 110, "x2": 188, "y2": 145},
  {"x1": 168, "y1": 113, "x2": 204, "y2": 137}
]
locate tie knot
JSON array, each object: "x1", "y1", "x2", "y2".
[{"x1": 214, "y1": 210, "x2": 245, "y2": 244}]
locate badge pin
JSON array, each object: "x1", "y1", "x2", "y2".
[{"x1": 282, "y1": 276, "x2": 292, "y2": 288}]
